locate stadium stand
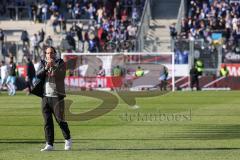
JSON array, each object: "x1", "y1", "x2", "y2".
[
  {"x1": 180, "y1": 0, "x2": 240, "y2": 49},
  {"x1": 0, "y1": 0, "x2": 146, "y2": 63},
  {"x1": 2, "y1": 0, "x2": 239, "y2": 91},
  {"x1": 171, "y1": 0, "x2": 240, "y2": 89},
  {"x1": 144, "y1": 0, "x2": 180, "y2": 52},
  {"x1": 177, "y1": 0, "x2": 240, "y2": 66}
]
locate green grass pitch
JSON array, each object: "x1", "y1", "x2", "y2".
[{"x1": 1, "y1": 91, "x2": 240, "y2": 160}]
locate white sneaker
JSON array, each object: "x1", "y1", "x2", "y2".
[
  {"x1": 40, "y1": 144, "x2": 54, "y2": 151},
  {"x1": 130, "y1": 105, "x2": 140, "y2": 109},
  {"x1": 64, "y1": 139, "x2": 72, "y2": 150}
]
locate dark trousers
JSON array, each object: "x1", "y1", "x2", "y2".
[
  {"x1": 27, "y1": 77, "x2": 33, "y2": 92},
  {"x1": 160, "y1": 80, "x2": 167, "y2": 91},
  {"x1": 42, "y1": 96, "x2": 71, "y2": 146},
  {"x1": 191, "y1": 77, "x2": 200, "y2": 90}
]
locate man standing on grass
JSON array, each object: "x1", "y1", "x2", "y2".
[
  {"x1": 26, "y1": 57, "x2": 36, "y2": 95},
  {"x1": 0, "y1": 60, "x2": 8, "y2": 92},
  {"x1": 159, "y1": 66, "x2": 168, "y2": 91},
  {"x1": 35, "y1": 46, "x2": 72, "y2": 151},
  {"x1": 190, "y1": 66, "x2": 200, "y2": 91},
  {"x1": 7, "y1": 56, "x2": 17, "y2": 96}
]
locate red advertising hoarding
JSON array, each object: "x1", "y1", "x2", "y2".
[{"x1": 65, "y1": 76, "x2": 123, "y2": 88}]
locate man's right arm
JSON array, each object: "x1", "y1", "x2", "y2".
[{"x1": 36, "y1": 61, "x2": 46, "y2": 80}]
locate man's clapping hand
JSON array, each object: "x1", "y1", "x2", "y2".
[{"x1": 45, "y1": 58, "x2": 55, "y2": 70}]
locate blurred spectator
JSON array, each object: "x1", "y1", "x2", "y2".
[
  {"x1": 0, "y1": 60, "x2": 8, "y2": 91},
  {"x1": 132, "y1": 8, "x2": 139, "y2": 24},
  {"x1": 114, "y1": 1, "x2": 121, "y2": 20},
  {"x1": 86, "y1": 3, "x2": 96, "y2": 19},
  {"x1": 0, "y1": 29, "x2": 4, "y2": 45},
  {"x1": 0, "y1": 1, "x2": 6, "y2": 15},
  {"x1": 88, "y1": 32, "x2": 98, "y2": 52},
  {"x1": 49, "y1": 2, "x2": 58, "y2": 14},
  {"x1": 70, "y1": 23, "x2": 83, "y2": 42},
  {"x1": 96, "y1": 6, "x2": 104, "y2": 24},
  {"x1": 159, "y1": 66, "x2": 168, "y2": 91},
  {"x1": 72, "y1": 3, "x2": 81, "y2": 19},
  {"x1": 169, "y1": 23, "x2": 177, "y2": 39},
  {"x1": 127, "y1": 24, "x2": 137, "y2": 39},
  {"x1": 220, "y1": 65, "x2": 229, "y2": 77},
  {"x1": 49, "y1": 12, "x2": 59, "y2": 33},
  {"x1": 23, "y1": 45, "x2": 31, "y2": 55},
  {"x1": 60, "y1": 34, "x2": 74, "y2": 51},
  {"x1": 66, "y1": 32, "x2": 76, "y2": 50},
  {"x1": 8, "y1": 42, "x2": 17, "y2": 58},
  {"x1": 135, "y1": 66, "x2": 144, "y2": 77},
  {"x1": 1, "y1": 44, "x2": 8, "y2": 59},
  {"x1": 112, "y1": 65, "x2": 122, "y2": 77},
  {"x1": 58, "y1": 14, "x2": 67, "y2": 32},
  {"x1": 175, "y1": 49, "x2": 189, "y2": 64},
  {"x1": 30, "y1": 2, "x2": 37, "y2": 22},
  {"x1": 41, "y1": 3, "x2": 48, "y2": 23},
  {"x1": 121, "y1": 9, "x2": 128, "y2": 24},
  {"x1": 83, "y1": 41, "x2": 89, "y2": 53},
  {"x1": 190, "y1": 65, "x2": 200, "y2": 91},
  {"x1": 123, "y1": 69, "x2": 134, "y2": 89},
  {"x1": 8, "y1": 5, "x2": 16, "y2": 20},
  {"x1": 7, "y1": 56, "x2": 17, "y2": 96},
  {"x1": 97, "y1": 66, "x2": 105, "y2": 77},
  {"x1": 66, "y1": 1, "x2": 73, "y2": 18},
  {"x1": 38, "y1": 29, "x2": 45, "y2": 45},
  {"x1": 30, "y1": 33, "x2": 39, "y2": 59},
  {"x1": 21, "y1": 30, "x2": 29, "y2": 47},
  {"x1": 0, "y1": 29, "x2": 4, "y2": 58},
  {"x1": 45, "y1": 35, "x2": 53, "y2": 47},
  {"x1": 36, "y1": 3, "x2": 42, "y2": 22},
  {"x1": 25, "y1": 57, "x2": 36, "y2": 95}
]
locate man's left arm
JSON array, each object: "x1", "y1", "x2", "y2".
[{"x1": 53, "y1": 59, "x2": 66, "y2": 81}]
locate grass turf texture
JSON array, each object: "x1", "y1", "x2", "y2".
[{"x1": 0, "y1": 91, "x2": 240, "y2": 159}]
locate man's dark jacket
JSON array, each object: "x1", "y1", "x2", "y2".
[{"x1": 31, "y1": 59, "x2": 66, "y2": 98}]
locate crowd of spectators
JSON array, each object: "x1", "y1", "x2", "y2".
[
  {"x1": 178, "y1": 0, "x2": 240, "y2": 54},
  {"x1": 59, "y1": 20, "x2": 138, "y2": 53},
  {"x1": 59, "y1": 0, "x2": 145, "y2": 53},
  {"x1": 0, "y1": 0, "x2": 146, "y2": 60},
  {"x1": 0, "y1": 0, "x2": 61, "y2": 22},
  {"x1": 0, "y1": 27, "x2": 55, "y2": 63}
]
